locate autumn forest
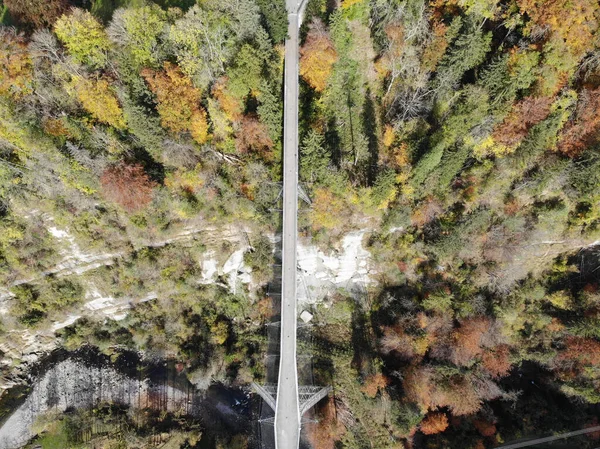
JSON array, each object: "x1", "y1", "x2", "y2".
[{"x1": 2, "y1": 0, "x2": 600, "y2": 448}]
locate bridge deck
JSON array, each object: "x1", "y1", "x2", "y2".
[{"x1": 274, "y1": 5, "x2": 301, "y2": 449}]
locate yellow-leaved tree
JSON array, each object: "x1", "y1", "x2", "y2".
[
  {"x1": 300, "y1": 19, "x2": 337, "y2": 92},
  {"x1": 54, "y1": 8, "x2": 111, "y2": 68},
  {"x1": 309, "y1": 187, "x2": 348, "y2": 232},
  {"x1": 190, "y1": 108, "x2": 209, "y2": 145},
  {"x1": 72, "y1": 77, "x2": 126, "y2": 130}
]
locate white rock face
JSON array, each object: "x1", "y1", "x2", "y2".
[
  {"x1": 222, "y1": 248, "x2": 253, "y2": 292},
  {"x1": 0, "y1": 219, "x2": 376, "y2": 403},
  {"x1": 51, "y1": 314, "x2": 81, "y2": 332},
  {"x1": 198, "y1": 248, "x2": 253, "y2": 294},
  {"x1": 0, "y1": 227, "x2": 377, "y2": 448},
  {"x1": 0, "y1": 359, "x2": 194, "y2": 449},
  {"x1": 200, "y1": 251, "x2": 218, "y2": 283},
  {"x1": 296, "y1": 230, "x2": 374, "y2": 304},
  {"x1": 43, "y1": 224, "x2": 121, "y2": 278},
  {"x1": 195, "y1": 229, "x2": 375, "y2": 304}
]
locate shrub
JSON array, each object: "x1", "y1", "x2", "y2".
[
  {"x1": 12, "y1": 279, "x2": 83, "y2": 325},
  {"x1": 243, "y1": 235, "x2": 273, "y2": 285}
]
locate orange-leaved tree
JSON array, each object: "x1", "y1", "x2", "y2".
[
  {"x1": 306, "y1": 397, "x2": 345, "y2": 449},
  {"x1": 4, "y1": 0, "x2": 69, "y2": 29},
  {"x1": 361, "y1": 373, "x2": 390, "y2": 398},
  {"x1": 492, "y1": 96, "x2": 553, "y2": 149},
  {"x1": 235, "y1": 115, "x2": 273, "y2": 158},
  {"x1": 380, "y1": 326, "x2": 419, "y2": 359},
  {"x1": 450, "y1": 316, "x2": 492, "y2": 366},
  {"x1": 517, "y1": 0, "x2": 599, "y2": 93},
  {"x1": 420, "y1": 412, "x2": 449, "y2": 435},
  {"x1": 403, "y1": 365, "x2": 485, "y2": 415},
  {"x1": 482, "y1": 345, "x2": 513, "y2": 379},
  {"x1": 142, "y1": 62, "x2": 209, "y2": 144},
  {"x1": 376, "y1": 21, "x2": 403, "y2": 87},
  {"x1": 517, "y1": 0, "x2": 598, "y2": 59},
  {"x1": 422, "y1": 21, "x2": 450, "y2": 73},
  {"x1": 309, "y1": 187, "x2": 349, "y2": 232},
  {"x1": 212, "y1": 76, "x2": 243, "y2": 122}
]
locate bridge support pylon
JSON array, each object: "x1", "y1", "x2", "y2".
[
  {"x1": 252, "y1": 382, "x2": 331, "y2": 415},
  {"x1": 252, "y1": 382, "x2": 277, "y2": 412},
  {"x1": 299, "y1": 386, "x2": 332, "y2": 416}
]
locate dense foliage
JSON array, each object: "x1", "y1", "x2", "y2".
[
  {"x1": 0, "y1": 1, "x2": 282, "y2": 446},
  {"x1": 298, "y1": 0, "x2": 600, "y2": 447},
  {"x1": 0, "y1": 0, "x2": 284, "y2": 287},
  {"x1": 2, "y1": 0, "x2": 600, "y2": 448}
]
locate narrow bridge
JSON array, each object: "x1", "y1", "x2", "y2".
[{"x1": 253, "y1": 1, "x2": 331, "y2": 448}]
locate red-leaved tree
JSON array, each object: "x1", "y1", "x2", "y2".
[
  {"x1": 482, "y1": 345, "x2": 513, "y2": 379},
  {"x1": 558, "y1": 336, "x2": 600, "y2": 368},
  {"x1": 235, "y1": 115, "x2": 273, "y2": 158},
  {"x1": 557, "y1": 88, "x2": 600, "y2": 157},
  {"x1": 474, "y1": 418, "x2": 497, "y2": 437},
  {"x1": 450, "y1": 317, "x2": 492, "y2": 366},
  {"x1": 100, "y1": 163, "x2": 156, "y2": 212},
  {"x1": 493, "y1": 96, "x2": 553, "y2": 148},
  {"x1": 305, "y1": 397, "x2": 345, "y2": 449}
]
